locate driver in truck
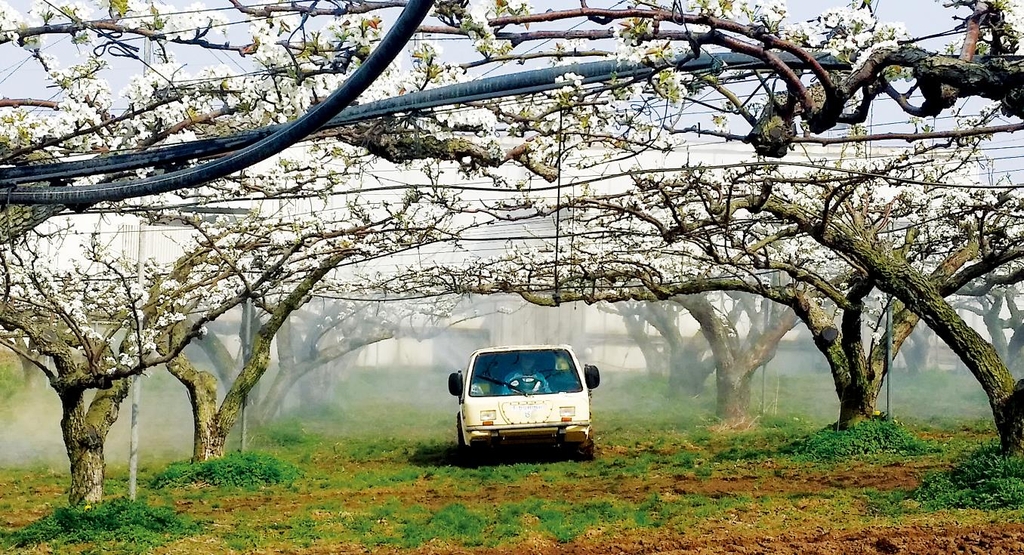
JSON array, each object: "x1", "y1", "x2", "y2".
[{"x1": 504, "y1": 352, "x2": 549, "y2": 395}]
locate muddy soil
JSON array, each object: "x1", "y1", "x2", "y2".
[
  {"x1": 260, "y1": 459, "x2": 1024, "y2": 555},
  {"x1": 384, "y1": 524, "x2": 1024, "y2": 555}
]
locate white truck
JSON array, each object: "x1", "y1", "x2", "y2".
[{"x1": 447, "y1": 345, "x2": 601, "y2": 459}]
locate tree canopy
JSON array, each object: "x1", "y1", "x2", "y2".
[{"x1": 3, "y1": 0, "x2": 1024, "y2": 206}]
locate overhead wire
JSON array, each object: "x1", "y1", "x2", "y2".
[
  {"x1": 49, "y1": 78, "x2": 998, "y2": 178},
  {"x1": 7, "y1": 20, "x2": 987, "y2": 136}
]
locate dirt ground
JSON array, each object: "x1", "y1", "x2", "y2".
[
  {"x1": 230, "y1": 459, "x2": 1024, "y2": 555},
  {"x1": 379, "y1": 525, "x2": 1024, "y2": 555},
  {"x1": 10, "y1": 442, "x2": 1024, "y2": 554}
]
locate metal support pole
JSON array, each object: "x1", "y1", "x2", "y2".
[
  {"x1": 129, "y1": 37, "x2": 154, "y2": 500},
  {"x1": 760, "y1": 297, "x2": 769, "y2": 415},
  {"x1": 885, "y1": 298, "x2": 894, "y2": 420},
  {"x1": 128, "y1": 375, "x2": 141, "y2": 500},
  {"x1": 240, "y1": 298, "x2": 252, "y2": 451},
  {"x1": 128, "y1": 221, "x2": 147, "y2": 500}
]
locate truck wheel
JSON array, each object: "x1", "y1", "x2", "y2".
[
  {"x1": 570, "y1": 438, "x2": 595, "y2": 461},
  {"x1": 456, "y1": 413, "x2": 468, "y2": 450},
  {"x1": 456, "y1": 413, "x2": 485, "y2": 466}
]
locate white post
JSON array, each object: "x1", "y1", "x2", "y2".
[
  {"x1": 128, "y1": 35, "x2": 154, "y2": 503},
  {"x1": 128, "y1": 374, "x2": 142, "y2": 500},
  {"x1": 128, "y1": 222, "x2": 146, "y2": 500},
  {"x1": 240, "y1": 298, "x2": 252, "y2": 451}
]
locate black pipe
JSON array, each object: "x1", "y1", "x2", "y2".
[{"x1": 3, "y1": 0, "x2": 435, "y2": 205}]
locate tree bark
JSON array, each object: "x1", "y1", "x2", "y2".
[
  {"x1": 791, "y1": 290, "x2": 878, "y2": 428},
  {"x1": 59, "y1": 380, "x2": 131, "y2": 505},
  {"x1": 880, "y1": 266, "x2": 1021, "y2": 452},
  {"x1": 193, "y1": 420, "x2": 228, "y2": 462},
  {"x1": 821, "y1": 231, "x2": 1024, "y2": 453},
  {"x1": 995, "y1": 394, "x2": 1024, "y2": 457},
  {"x1": 836, "y1": 378, "x2": 876, "y2": 428},
  {"x1": 173, "y1": 252, "x2": 353, "y2": 460},
  {"x1": 167, "y1": 355, "x2": 228, "y2": 461},
  {"x1": 715, "y1": 362, "x2": 751, "y2": 424}
]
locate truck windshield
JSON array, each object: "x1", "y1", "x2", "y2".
[{"x1": 468, "y1": 349, "x2": 583, "y2": 397}]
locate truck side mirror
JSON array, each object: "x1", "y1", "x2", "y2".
[
  {"x1": 448, "y1": 371, "x2": 463, "y2": 397},
  {"x1": 584, "y1": 364, "x2": 600, "y2": 389}
]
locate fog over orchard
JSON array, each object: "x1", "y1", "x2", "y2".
[{"x1": 0, "y1": 294, "x2": 996, "y2": 470}]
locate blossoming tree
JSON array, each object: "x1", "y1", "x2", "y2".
[
  {"x1": 5, "y1": 1, "x2": 1023, "y2": 208},
  {"x1": 563, "y1": 140, "x2": 991, "y2": 429},
  {"x1": 0, "y1": 222, "x2": 242, "y2": 504},
  {"x1": 579, "y1": 141, "x2": 1024, "y2": 449}
]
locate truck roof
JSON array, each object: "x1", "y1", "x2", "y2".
[{"x1": 469, "y1": 344, "x2": 576, "y2": 356}]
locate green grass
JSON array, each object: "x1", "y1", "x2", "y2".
[
  {"x1": 277, "y1": 493, "x2": 746, "y2": 548},
  {"x1": 6, "y1": 498, "x2": 199, "y2": 553},
  {"x1": 914, "y1": 443, "x2": 1024, "y2": 510},
  {"x1": 151, "y1": 451, "x2": 301, "y2": 489},
  {"x1": 0, "y1": 422, "x2": 997, "y2": 553},
  {"x1": 783, "y1": 418, "x2": 935, "y2": 462},
  {"x1": 253, "y1": 420, "x2": 326, "y2": 449}
]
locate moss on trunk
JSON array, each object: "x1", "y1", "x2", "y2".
[{"x1": 60, "y1": 380, "x2": 131, "y2": 505}]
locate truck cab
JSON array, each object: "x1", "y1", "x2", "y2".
[{"x1": 448, "y1": 345, "x2": 600, "y2": 459}]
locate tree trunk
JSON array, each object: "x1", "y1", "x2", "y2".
[
  {"x1": 821, "y1": 341, "x2": 879, "y2": 428},
  {"x1": 836, "y1": 380, "x2": 876, "y2": 428},
  {"x1": 716, "y1": 364, "x2": 752, "y2": 426},
  {"x1": 791, "y1": 290, "x2": 878, "y2": 429},
  {"x1": 168, "y1": 356, "x2": 229, "y2": 461},
  {"x1": 873, "y1": 260, "x2": 1020, "y2": 453},
  {"x1": 667, "y1": 339, "x2": 713, "y2": 396},
  {"x1": 169, "y1": 251, "x2": 351, "y2": 461},
  {"x1": 995, "y1": 395, "x2": 1024, "y2": 457},
  {"x1": 63, "y1": 392, "x2": 104, "y2": 506},
  {"x1": 59, "y1": 380, "x2": 131, "y2": 505},
  {"x1": 189, "y1": 377, "x2": 227, "y2": 461},
  {"x1": 676, "y1": 294, "x2": 797, "y2": 425},
  {"x1": 193, "y1": 418, "x2": 228, "y2": 462}
]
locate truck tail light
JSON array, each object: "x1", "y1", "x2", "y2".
[{"x1": 559, "y1": 406, "x2": 575, "y2": 422}]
